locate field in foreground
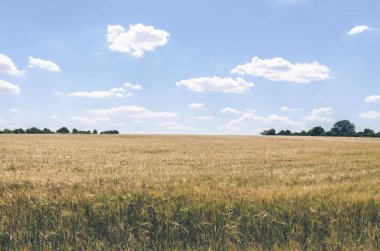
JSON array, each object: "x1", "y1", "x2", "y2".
[{"x1": 1, "y1": 135, "x2": 380, "y2": 250}]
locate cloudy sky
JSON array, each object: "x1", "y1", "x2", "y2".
[{"x1": 1, "y1": 0, "x2": 380, "y2": 134}]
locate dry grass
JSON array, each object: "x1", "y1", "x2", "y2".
[
  {"x1": 1, "y1": 135, "x2": 380, "y2": 249},
  {"x1": 1, "y1": 134, "x2": 380, "y2": 201}
]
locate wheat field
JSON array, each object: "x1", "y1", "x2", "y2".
[{"x1": 1, "y1": 135, "x2": 380, "y2": 249}]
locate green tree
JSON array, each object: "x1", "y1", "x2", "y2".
[
  {"x1": 299, "y1": 130, "x2": 307, "y2": 136},
  {"x1": 56, "y1": 127, "x2": 70, "y2": 134},
  {"x1": 26, "y1": 127, "x2": 42, "y2": 134},
  {"x1": 100, "y1": 130, "x2": 120, "y2": 135},
  {"x1": 308, "y1": 126, "x2": 325, "y2": 136},
  {"x1": 363, "y1": 128, "x2": 375, "y2": 137},
  {"x1": 284, "y1": 130, "x2": 292, "y2": 135},
  {"x1": 3, "y1": 129, "x2": 12, "y2": 134},
  {"x1": 13, "y1": 128, "x2": 25, "y2": 134},
  {"x1": 42, "y1": 128, "x2": 54, "y2": 134},
  {"x1": 277, "y1": 130, "x2": 291, "y2": 136},
  {"x1": 260, "y1": 129, "x2": 276, "y2": 135},
  {"x1": 330, "y1": 120, "x2": 356, "y2": 136}
]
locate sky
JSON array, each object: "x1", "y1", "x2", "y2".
[{"x1": 1, "y1": 0, "x2": 380, "y2": 134}]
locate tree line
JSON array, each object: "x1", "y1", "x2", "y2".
[
  {"x1": 0, "y1": 127, "x2": 119, "y2": 135},
  {"x1": 261, "y1": 120, "x2": 380, "y2": 137}
]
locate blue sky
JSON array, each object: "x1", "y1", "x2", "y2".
[{"x1": 1, "y1": 0, "x2": 380, "y2": 134}]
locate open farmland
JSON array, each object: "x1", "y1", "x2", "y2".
[{"x1": 1, "y1": 135, "x2": 380, "y2": 249}]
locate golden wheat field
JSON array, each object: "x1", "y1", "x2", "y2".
[{"x1": 1, "y1": 135, "x2": 380, "y2": 249}]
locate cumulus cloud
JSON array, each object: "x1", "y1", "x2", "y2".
[
  {"x1": 0, "y1": 80, "x2": 21, "y2": 94},
  {"x1": 107, "y1": 23, "x2": 169, "y2": 57},
  {"x1": 219, "y1": 113, "x2": 255, "y2": 130},
  {"x1": 0, "y1": 53, "x2": 24, "y2": 76},
  {"x1": 28, "y1": 57, "x2": 60, "y2": 72},
  {"x1": 93, "y1": 105, "x2": 178, "y2": 118},
  {"x1": 70, "y1": 116, "x2": 110, "y2": 124},
  {"x1": 188, "y1": 103, "x2": 204, "y2": 109},
  {"x1": 303, "y1": 107, "x2": 334, "y2": 123},
  {"x1": 219, "y1": 112, "x2": 305, "y2": 131},
  {"x1": 348, "y1": 25, "x2": 375, "y2": 35},
  {"x1": 176, "y1": 76, "x2": 254, "y2": 94},
  {"x1": 9, "y1": 108, "x2": 19, "y2": 113},
  {"x1": 124, "y1": 82, "x2": 142, "y2": 90},
  {"x1": 156, "y1": 122, "x2": 196, "y2": 131},
  {"x1": 133, "y1": 120, "x2": 143, "y2": 125},
  {"x1": 260, "y1": 114, "x2": 304, "y2": 127},
  {"x1": 359, "y1": 111, "x2": 380, "y2": 119},
  {"x1": 68, "y1": 82, "x2": 141, "y2": 99},
  {"x1": 365, "y1": 95, "x2": 380, "y2": 103},
  {"x1": 68, "y1": 87, "x2": 131, "y2": 98},
  {"x1": 188, "y1": 116, "x2": 214, "y2": 121},
  {"x1": 280, "y1": 106, "x2": 298, "y2": 112},
  {"x1": 231, "y1": 57, "x2": 331, "y2": 83},
  {"x1": 196, "y1": 116, "x2": 213, "y2": 121},
  {"x1": 220, "y1": 107, "x2": 243, "y2": 114}
]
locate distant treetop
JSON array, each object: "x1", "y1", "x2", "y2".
[
  {"x1": 261, "y1": 120, "x2": 380, "y2": 138},
  {"x1": 0, "y1": 127, "x2": 119, "y2": 135}
]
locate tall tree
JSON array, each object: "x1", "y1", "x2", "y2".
[{"x1": 330, "y1": 120, "x2": 355, "y2": 136}]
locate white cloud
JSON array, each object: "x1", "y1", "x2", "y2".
[
  {"x1": 93, "y1": 105, "x2": 178, "y2": 118},
  {"x1": 365, "y1": 95, "x2": 380, "y2": 103},
  {"x1": 133, "y1": 120, "x2": 143, "y2": 124},
  {"x1": 188, "y1": 103, "x2": 204, "y2": 109},
  {"x1": 245, "y1": 108, "x2": 257, "y2": 113},
  {"x1": 231, "y1": 56, "x2": 331, "y2": 83},
  {"x1": 68, "y1": 87, "x2": 131, "y2": 98},
  {"x1": 107, "y1": 23, "x2": 169, "y2": 58},
  {"x1": 176, "y1": 76, "x2": 254, "y2": 94},
  {"x1": 70, "y1": 116, "x2": 110, "y2": 124},
  {"x1": 9, "y1": 108, "x2": 19, "y2": 113},
  {"x1": 28, "y1": 57, "x2": 60, "y2": 72},
  {"x1": 359, "y1": 111, "x2": 380, "y2": 119},
  {"x1": 280, "y1": 106, "x2": 297, "y2": 112},
  {"x1": 0, "y1": 53, "x2": 24, "y2": 76},
  {"x1": 156, "y1": 122, "x2": 196, "y2": 131},
  {"x1": 220, "y1": 107, "x2": 243, "y2": 114},
  {"x1": 259, "y1": 114, "x2": 304, "y2": 127},
  {"x1": 191, "y1": 116, "x2": 214, "y2": 121},
  {"x1": 219, "y1": 113, "x2": 254, "y2": 130},
  {"x1": 0, "y1": 80, "x2": 21, "y2": 94},
  {"x1": 124, "y1": 82, "x2": 142, "y2": 90},
  {"x1": 220, "y1": 112, "x2": 305, "y2": 131},
  {"x1": 303, "y1": 107, "x2": 334, "y2": 123},
  {"x1": 348, "y1": 25, "x2": 375, "y2": 35}
]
